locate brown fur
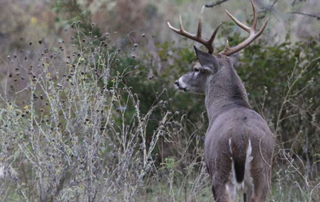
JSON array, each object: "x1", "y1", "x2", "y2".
[{"x1": 175, "y1": 50, "x2": 275, "y2": 202}]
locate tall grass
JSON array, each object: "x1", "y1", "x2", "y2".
[{"x1": 0, "y1": 22, "x2": 211, "y2": 202}]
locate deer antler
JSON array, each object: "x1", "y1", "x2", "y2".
[
  {"x1": 220, "y1": 0, "x2": 269, "y2": 56},
  {"x1": 167, "y1": 6, "x2": 221, "y2": 54}
]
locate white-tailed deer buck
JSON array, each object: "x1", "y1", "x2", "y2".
[{"x1": 168, "y1": 1, "x2": 275, "y2": 201}]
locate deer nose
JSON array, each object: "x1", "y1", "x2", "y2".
[{"x1": 175, "y1": 80, "x2": 179, "y2": 87}]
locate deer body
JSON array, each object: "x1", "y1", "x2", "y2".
[
  {"x1": 168, "y1": 1, "x2": 275, "y2": 201},
  {"x1": 203, "y1": 55, "x2": 274, "y2": 201}
]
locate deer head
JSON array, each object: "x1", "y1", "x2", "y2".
[{"x1": 174, "y1": 46, "x2": 220, "y2": 93}]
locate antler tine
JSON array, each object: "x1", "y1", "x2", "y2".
[
  {"x1": 220, "y1": 0, "x2": 269, "y2": 56},
  {"x1": 208, "y1": 24, "x2": 221, "y2": 45},
  {"x1": 197, "y1": 6, "x2": 204, "y2": 37},
  {"x1": 251, "y1": 0, "x2": 257, "y2": 30},
  {"x1": 223, "y1": 39, "x2": 230, "y2": 51},
  {"x1": 179, "y1": 16, "x2": 185, "y2": 32},
  {"x1": 167, "y1": 21, "x2": 180, "y2": 33},
  {"x1": 255, "y1": 17, "x2": 269, "y2": 38},
  {"x1": 167, "y1": 7, "x2": 220, "y2": 54},
  {"x1": 225, "y1": 10, "x2": 250, "y2": 33}
]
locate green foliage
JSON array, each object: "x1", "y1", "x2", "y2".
[
  {"x1": 161, "y1": 157, "x2": 177, "y2": 170},
  {"x1": 52, "y1": 0, "x2": 101, "y2": 36}
]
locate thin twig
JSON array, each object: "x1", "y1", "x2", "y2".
[
  {"x1": 205, "y1": 0, "x2": 229, "y2": 8},
  {"x1": 288, "y1": 12, "x2": 320, "y2": 20},
  {"x1": 256, "y1": 0, "x2": 278, "y2": 17},
  {"x1": 271, "y1": 0, "x2": 279, "y2": 7}
]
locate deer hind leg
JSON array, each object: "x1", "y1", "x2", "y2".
[
  {"x1": 250, "y1": 180, "x2": 269, "y2": 202},
  {"x1": 250, "y1": 170, "x2": 271, "y2": 202},
  {"x1": 243, "y1": 183, "x2": 253, "y2": 202},
  {"x1": 243, "y1": 175, "x2": 254, "y2": 202},
  {"x1": 212, "y1": 180, "x2": 236, "y2": 202}
]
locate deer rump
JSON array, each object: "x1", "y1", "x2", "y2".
[{"x1": 205, "y1": 106, "x2": 272, "y2": 194}]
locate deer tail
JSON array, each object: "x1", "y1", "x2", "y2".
[{"x1": 229, "y1": 138, "x2": 252, "y2": 183}]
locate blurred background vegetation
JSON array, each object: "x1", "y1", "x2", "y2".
[{"x1": 0, "y1": 0, "x2": 319, "y2": 201}]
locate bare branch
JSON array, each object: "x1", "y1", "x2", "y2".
[
  {"x1": 205, "y1": 0, "x2": 229, "y2": 8},
  {"x1": 288, "y1": 11, "x2": 320, "y2": 20},
  {"x1": 271, "y1": 0, "x2": 279, "y2": 8},
  {"x1": 292, "y1": 0, "x2": 307, "y2": 7}
]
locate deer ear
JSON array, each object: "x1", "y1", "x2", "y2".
[
  {"x1": 227, "y1": 52, "x2": 239, "y2": 67},
  {"x1": 194, "y1": 46, "x2": 219, "y2": 72}
]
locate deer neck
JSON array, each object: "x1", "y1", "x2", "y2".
[{"x1": 205, "y1": 63, "x2": 250, "y2": 125}]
